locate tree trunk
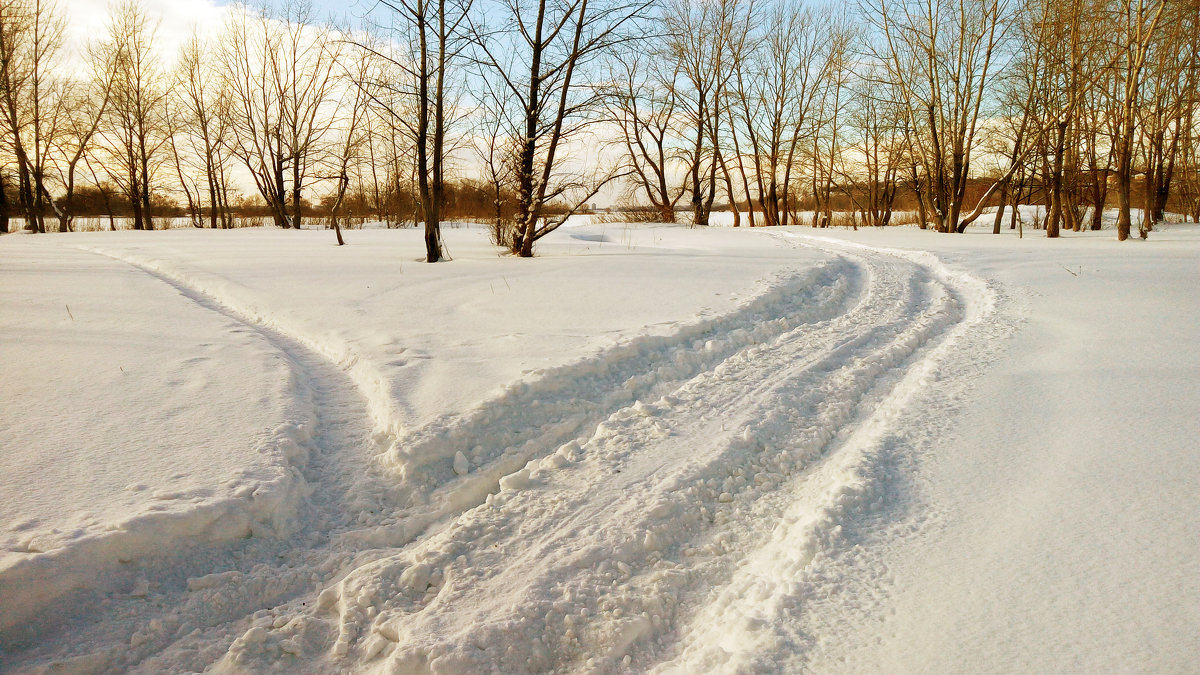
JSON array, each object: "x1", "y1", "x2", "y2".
[
  {"x1": 992, "y1": 181, "x2": 1009, "y2": 235},
  {"x1": 206, "y1": 165, "x2": 219, "y2": 229},
  {"x1": 292, "y1": 160, "x2": 303, "y2": 230},
  {"x1": 1115, "y1": 141, "x2": 1133, "y2": 241},
  {"x1": 689, "y1": 107, "x2": 706, "y2": 226},
  {"x1": 331, "y1": 174, "x2": 347, "y2": 246},
  {"x1": 0, "y1": 172, "x2": 9, "y2": 234}
]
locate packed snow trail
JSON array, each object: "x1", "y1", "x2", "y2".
[
  {"x1": 3, "y1": 231, "x2": 996, "y2": 673},
  {"x1": 3, "y1": 235, "x2": 850, "y2": 672},
  {"x1": 204, "y1": 236, "x2": 989, "y2": 674}
]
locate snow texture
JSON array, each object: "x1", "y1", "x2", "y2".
[{"x1": 1, "y1": 219, "x2": 1197, "y2": 673}]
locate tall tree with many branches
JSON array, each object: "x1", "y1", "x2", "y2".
[
  {"x1": 866, "y1": 0, "x2": 1014, "y2": 233},
  {"x1": 361, "y1": 0, "x2": 473, "y2": 261},
  {"x1": 473, "y1": 0, "x2": 652, "y2": 256}
]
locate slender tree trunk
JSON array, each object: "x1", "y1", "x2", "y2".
[
  {"x1": 515, "y1": 4, "x2": 544, "y2": 258},
  {"x1": 331, "y1": 174, "x2": 348, "y2": 246},
  {"x1": 16, "y1": 156, "x2": 36, "y2": 233},
  {"x1": 0, "y1": 172, "x2": 9, "y2": 233},
  {"x1": 32, "y1": 171, "x2": 46, "y2": 234},
  {"x1": 206, "y1": 164, "x2": 219, "y2": 229},
  {"x1": 992, "y1": 181, "x2": 1009, "y2": 235},
  {"x1": 292, "y1": 158, "x2": 303, "y2": 230},
  {"x1": 689, "y1": 95, "x2": 706, "y2": 226},
  {"x1": 1115, "y1": 133, "x2": 1134, "y2": 240},
  {"x1": 700, "y1": 148, "x2": 717, "y2": 225},
  {"x1": 717, "y1": 150, "x2": 739, "y2": 227},
  {"x1": 128, "y1": 148, "x2": 144, "y2": 230}
]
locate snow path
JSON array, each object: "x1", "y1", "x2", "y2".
[
  {"x1": 199, "y1": 236, "x2": 992, "y2": 674},
  {"x1": 654, "y1": 233, "x2": 1000, "y2": 673},
  {"x1": 4, "y1": 230, "x2": 1003, "y2": 673},
  {"x1": 74, "y1": 242, "x2": 406, "y2": 441},
  {"x1": 3, "y1": 232, "x2": 836, "y2": 672}
]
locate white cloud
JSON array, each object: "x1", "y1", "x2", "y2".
[{"x1": 58, "y1": 0, "x2": 229, "y2": 74}]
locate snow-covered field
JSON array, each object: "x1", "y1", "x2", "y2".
[{"x1": 1, "y1": 219, "x2": 1196, "y2": 673}]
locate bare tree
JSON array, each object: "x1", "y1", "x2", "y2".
[
  {"x1": 602, "y1": 51, "x2": 685, "y2": 223},
  {"x1": 867, "y1": 0, "x2": 1014, "y2": 233},
  {"x1": 663, "y1": 0, "x2": 742, "y2": 226},
  {"x1": 325, "y1": 42, "x2": 375, "y2": 245},
  {"x1": 471, "y1": 80, "x2": 520, "y2": 242},
  {"x1": 1016, "y1": 0, "x2": 1108, "y2": 237},
  {"x1": 363, "y1": 0, "x2": 473, "y2": 261},
  {"x1": 223, "y1": 7, "x2": 288, "y2": 228},
  {"x1": 0, "y1": 0, "x2": 67, "y2": 233},
  {"x1": 45, "y1": 43, "x2": 117, "y2": 232},
  {"x1": 176, "y1": 33, "x2": 236, "y2": 229},
  {"x1": 838, "y1": 65, "x2": 905, "y2": 228},
  {"x1": 277, "y1": 4, "x2": 342, "y2": 230},
  {"x1": 473, "y1": 0, "x2": 651, "y2": 256},
  {"x1": 730, "y1": 2, "x2": 835, "y2": 228},
  {"x1": 717, "y1": 0, "x2": 757, "y2": 227},
  {"x1": 809, "y1": 12, "x2": 853, "y2": 228},
  {"x1": 96, "y1": 0, "x2": 171, "y2": 231},
  {"x1": 223, "y1": 2, "x2": 340, "y2": 230},
  {"x1": 1137, "y1": 0, "x2": 1198, "y2": 231},
  {"x1": 1105, "y1": 0, "x2": 1167, "y2": 240},
  {"x1": 362, "y1": 61, "x2": 423, "y2": 229}
]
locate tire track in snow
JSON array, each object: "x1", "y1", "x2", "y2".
[
  {"x1": 345, "y1": 257, "x2": 862, "y2": 550},
  {"x1": 76, "y1": 245, "x2": 389, "y2": 519},
  {"x1": 18, "y1": 242, "x2": 857, "y2": 673},
  {"x1": 213, "y1": 235, "x2": 992, "y2": 674},
  {"x1": 651, "y1": 232, "x2": 999, "y2": 673}
]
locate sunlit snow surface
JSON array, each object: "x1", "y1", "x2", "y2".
[{"x1": 1, "y1": 220, "x2": 1197, "y2": 672}]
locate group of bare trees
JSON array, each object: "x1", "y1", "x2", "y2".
[
  {"x1": 1, "y1": 0, "x2": 1197, "y2": 256},
  {"x1": 608, "y1": 0, "x2": 1196, "y2": 240}
]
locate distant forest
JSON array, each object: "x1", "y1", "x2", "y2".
[{"x1": 1, "y1": 0, "x2": 1195, "y2": 258}]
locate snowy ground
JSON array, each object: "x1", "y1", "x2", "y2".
[{"x1": 0, "y1": 219, "x2": 1196, "y2": 673}]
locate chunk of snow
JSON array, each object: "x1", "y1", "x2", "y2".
[{"x1": 498, "y1": 469, "x2": 531, "y2": 492}]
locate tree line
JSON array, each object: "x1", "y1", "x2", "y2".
[{"x1": 0, "y1": 0, "x2": 1195, "y2": 259}]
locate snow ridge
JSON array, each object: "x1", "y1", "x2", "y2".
[
  {"x1": 1, "y1": 247, "x2": 386, "y2": 671},
  {"x1": 343, "y1": 258, "x2": 859, "y2": 549},
  {"x1": 74, "y1": 244, "x2": 405, "y2": 441}
]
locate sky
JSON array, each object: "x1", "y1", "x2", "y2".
[
  {"x1": 58, "y1": 0, "x2": 370, "y2": 72},
  {"x1": 55, "y1": 0, "x2": 624, "y2": 203}
]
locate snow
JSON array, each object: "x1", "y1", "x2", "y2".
[
  {"x1": 785, "y1": 223, "x2": 1200, "y2": 672},
  {"x1": 1, "y1": 218, "x2": 1197, "y2": 672},
  {"x1": 0, "y1": 242, "x2": 311, "y2": 640}
]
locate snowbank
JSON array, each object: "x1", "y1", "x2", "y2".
[{"x1": 0, "y1": 242, "x2": 314, "y2": 640}]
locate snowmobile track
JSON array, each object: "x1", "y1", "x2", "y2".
[
  {"x1": 213, "y1": 235, "x2": 994, "y2": 674},
  {"x1": 9, "y1": 234, "x2": 995, "y2": 675}
]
